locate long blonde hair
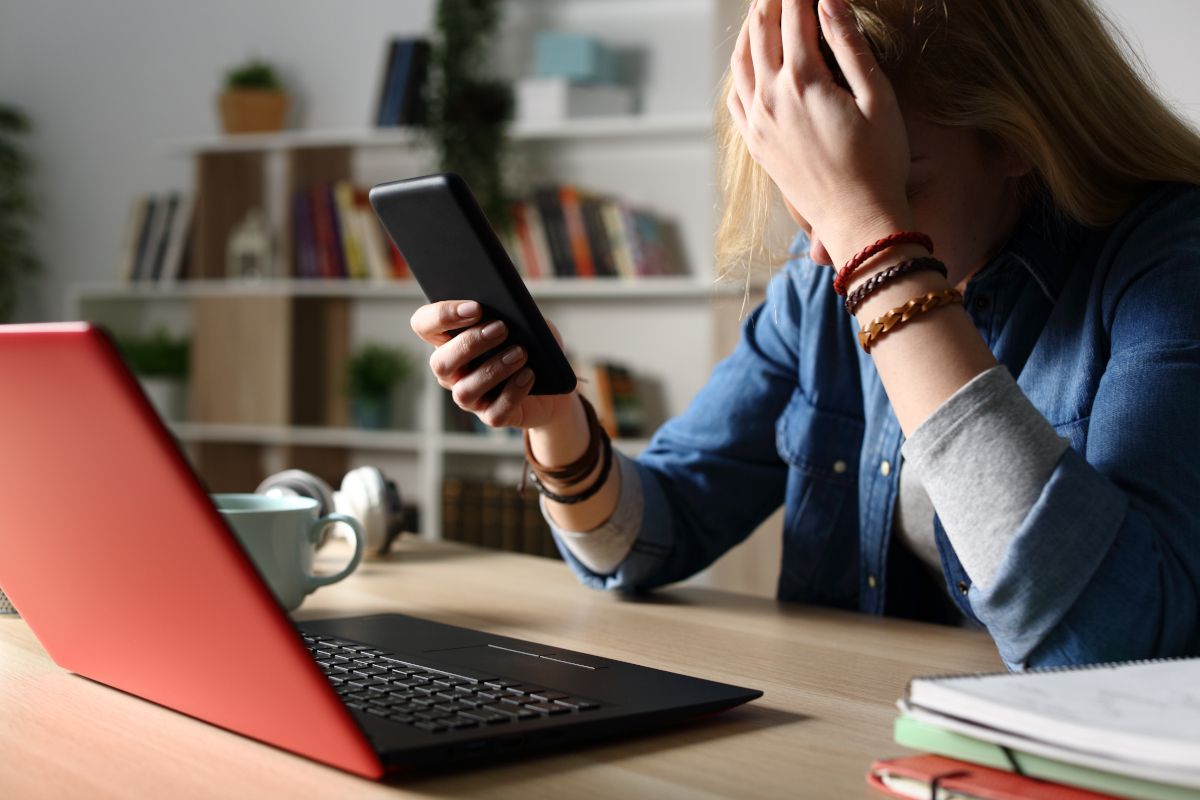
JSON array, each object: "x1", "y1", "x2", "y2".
[{"x1": 715, "y1": 0, "x2": 1200, "y2": 275}]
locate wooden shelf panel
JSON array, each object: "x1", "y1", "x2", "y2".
[
  {"x1": 73, "y1": 277, "x2": 742, "y2": 302},
  {"x1": 168, "y1": 115, "x2": 714, "y2": 155}
]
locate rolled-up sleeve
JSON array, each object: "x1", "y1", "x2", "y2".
[{"x1": 547, "y1": 263, "x2": 809, "y2": 592}]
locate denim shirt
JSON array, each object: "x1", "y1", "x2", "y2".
[{"x1": 553, "y1": 183, "x2": 1200, "y2": 670}]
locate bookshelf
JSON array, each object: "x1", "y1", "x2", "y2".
[{"x1": 73, "y1": 0, "x2": 776, "y2": 577}]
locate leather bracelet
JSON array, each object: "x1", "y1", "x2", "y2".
[
  {"x1": 527, "y1": 426, "x2": 613, "y2": 505},
  {"x1": 834, "y1": 231, "x2": 934, "y2": 295},
  {"x1": 858, "y1": 288, "x2": 963, "y2": 353},
  {"x1": 523, "y1": 395, "x2": 603, "y2": 485},
  {"x1": 843, "y1": 257, "x2": 948, "y2": 315}
]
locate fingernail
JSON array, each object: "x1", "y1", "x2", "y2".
[
  {"x1": 481, "y1": 320, "x2": 505, "y2": 339},
  {"x1": 821, "y1": 0, "x2": 846, "y2": 18},
  {"x1": 515, "y1": 368, "x2": 533, "y2": 387},
  {"x1": 501, "y1": 346, "x2": 524, "y2": 365},
  {"x1": 456, "y1": 301, "x2": 481, "y2": 318}
]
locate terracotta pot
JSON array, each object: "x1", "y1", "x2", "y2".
[{"x1": 218, "y1": 89, "x2": 289, "y2": 134}]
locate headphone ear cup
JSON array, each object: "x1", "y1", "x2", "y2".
[
  {"x1": 255, "y1": 469, "x2": 337, "y2": 515},
  {"x1": 336, "y1": 467, "x2": 388, "y2": 555}
]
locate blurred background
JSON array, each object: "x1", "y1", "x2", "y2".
[{"x1": 0, "y1": 0, "x2": 1196, "y2": 595}]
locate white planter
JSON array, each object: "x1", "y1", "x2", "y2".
[{"x1": 139, "y1": 377, "x2": 187, "y2": 422}]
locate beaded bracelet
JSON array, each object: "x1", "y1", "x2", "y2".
[
  {"x1": 858, "y1": 288, "x2": 963, "y2": 353},
  {"x1": 834, "y1": 231, "x2": 934, "y2": 295},
  {"x1": 843, "y1": 257, "x2": 948, "y2": 315}
]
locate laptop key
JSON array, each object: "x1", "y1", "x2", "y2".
[
  {"x1": 525, "y1": 702, "x2": 569, "y2": 715},
  {"x1": 529, "y1": 690, "x2": 569, "y2": 702},
  {"x1": 555, "y1": 697, "x2": 600, "y2": 711},
  {"x1": 347, "y1": 678, "x2": 389, "y2": 689},
  {"x1": 344, "y1": 701, "x2": 368, "y2": 710},
  {"x1": 366, "y1": 707, "x2": 392, "y2": 717},
  {"x1": 352, "y1": 667, "x2": 390, "y2": 677},
  {"x1": 388, "y1": 713, "x2": 415, "y2": 723},
  {"x1": 504, "y1": 685, "x2": 545, "y2": 696},
  {"x1": 460, "y1": 710, "x2": 509, "y2": 724},
  {"x1": 414, "y1": 721, "x2": 448, "y2": 733},
  {"x1": 484, "y1": 679, "x2": 520, "y2": 689}
]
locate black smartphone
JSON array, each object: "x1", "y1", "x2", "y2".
[{"x1": 369, "y1": 173, "x2": 577, "y2": 395}]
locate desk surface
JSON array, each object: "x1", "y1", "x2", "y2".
[{"x1": 0, "y1": 539, "x2": 1002, "y2": 799}]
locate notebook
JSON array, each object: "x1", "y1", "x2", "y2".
[
  {"x1": 868, "y1": 753, "x2": 1115, "y2": 800},
  {"x1": 900, "y1": 658, "x2": 1200, "y2": 793}
]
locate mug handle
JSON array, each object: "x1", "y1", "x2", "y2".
[{"x1": 304, "y1": 512, "x2": 365, "y2": 590}]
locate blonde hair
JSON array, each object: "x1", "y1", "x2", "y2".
[{"x1": 715, "y1": 0, "x2": 1200, "y2": 275}]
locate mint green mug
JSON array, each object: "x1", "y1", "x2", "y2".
[{"x1": 213, "y1": 493, "x2": 365, "y2": 612}]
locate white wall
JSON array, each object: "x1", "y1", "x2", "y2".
[
  {"x1": 0, "y1": 0, "x2": 436, "y2": 321},
  {"x1": 1, "y1": 0, "x2": 1198, "y2": 321}
]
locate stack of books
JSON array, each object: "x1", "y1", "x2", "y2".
[
  {"x1": 291, "y1": 181, "x2": 409, "y2": 280},
  {"x1": 118, "y1": 192, "x2": 193, "y2": 282},
  {"x1": 508, "y1": 187, "x2": 687, "y2": 280},
  {"x1": 872, "y1": 658, "x2": 1200, "y2": 800}
]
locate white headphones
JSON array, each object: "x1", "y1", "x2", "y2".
[{"x1": 255, "y1": 466, "x2": 404, "y2": 556}]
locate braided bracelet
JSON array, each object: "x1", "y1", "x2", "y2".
[
  {"x1": 834, "y1": 231, "x2": 934, "y2": 295},
  {"x1": 843, "y1": 257, "x2": 948, "y2": 315},
  {"x1": 858, "y1": 288, "x2": 963, "y2": 353}
]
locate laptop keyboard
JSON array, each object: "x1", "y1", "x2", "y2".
[{"x1": 302, "y1": 633, "x2": 601, "y2": 734}]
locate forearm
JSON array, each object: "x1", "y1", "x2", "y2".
[
  {"x1": 527, "y1": 393, "x2": 621, "y2": 532},
  {"x1": 847, "y1": 238, "x2": 997, "y2": 436}
]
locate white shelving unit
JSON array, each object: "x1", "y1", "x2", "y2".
[{"x1": 73, "y1": 0, "x2": 762, "y2": 562}]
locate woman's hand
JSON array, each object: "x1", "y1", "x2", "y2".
[
  {"x1": 727, "y1": 0, "x2": 913, "y2": 267},
  {"x1": 410, "y1": 300, "x2": 577, "y2": 430}
]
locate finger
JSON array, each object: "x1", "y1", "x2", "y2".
[
  {"x1": 451, "y1": 346, "x2": 528, "y2": 413},
  {"x1": 410, "y1": 300, "x2": 482, "y2": 346},
  {"x1": 783, "y1": 0, "x2": 826, "y2": 81},
  {"x1": 727, "y1": 83, "x2": 749, "y2": 131},
  {"x1": 818, "y1": 0, "x2": 881, "y2": 100},
  {"x1": 479, "y1": 368, "x2": 535, "y2": 428},
  {"x1": 428, "y1": 319, "x2": 507, "y2": 385},
  {"x1": 730, "y1": 8, "x2": 755, "y2": 111},
  {"x1": 749, "y1": 0, "x2": 784, "y2": 79}
]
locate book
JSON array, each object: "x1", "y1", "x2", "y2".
[
  {"x1": 333, "y1": 181, "x2": 367, "y2": 279},
  {"x1": 292, "y1": 191, "x2": 318, "y2": 278},
  {"x1": 894, "y1": 714, "x2": 1195, "y2": 800},
  {"x1": 147, "y1": 193, "x2": 181, "y2": 281},
  {"x1": 355, "y1": 189, "x2": 392, "y2": 281},
  {"x1": 118, "y1": 196, "x2": 150, "y2": 282},
  {"x1": 376, "y1": 39, "x2": 430, "y2": 126},
  {"x1": 868, "y1": 753, "x2": 1113, "y2": 800},
  {"x1": 157, "y1": 193, "x2": 193, "y2": 282},
  {"x1": 131, "y1": 196, "x2": 163, "y2": 282},
  {"x1": 532, "y1": 187, "x2": 575, "y2": 276},
  {"x1": 558, "y1": 186, "x2": 595, "y2": 278}
]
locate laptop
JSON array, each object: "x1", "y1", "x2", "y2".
[{"x1": 0, "y1": 323, "x2": 760, "y2": 778}]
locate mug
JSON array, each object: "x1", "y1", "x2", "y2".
[{"x1": 213, "y1": 493, "x2": 365, "y2": 612}]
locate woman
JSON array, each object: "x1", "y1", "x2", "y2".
[{"x1": 411, "y1": 0, "x2": 1200, "y2": 669}]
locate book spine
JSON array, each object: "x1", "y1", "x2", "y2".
[
  {"x1": 601, "y1": 201, "x2": 636, "y2": 279},
  {"x1": 511, "y1": 201, "x2": 541, "y2": 279},
  {"x1": 334, "y1": 181, "x2": 366, "y2": 279},
  {"x1": 383, "y1": 41, "x2": 415, "y2": 127},
  {"x1": 533, "y1": 188, "x2": 574, "y2": 277},
  {"x1": 442, "y1": 478, "x2": 463, "y2": 542},
  {"x1": 581, "y1": 195, "x2": 617, "y2": 277},
  {"x1": 131, "y1": 196, "x2": 161, "y2": 282},
  {"x1": 149, "y1": 194, "x2": 181, "y2": 282},
  {"x1": 375, "y1": 39, "x2": 400, "y2": 126},
  {"x1": 559, "y1": 186, "x2": 595, "y2": 278},
  {"x1": 324, "y1": 184, "x2": 349, "y2": 278},
  {"x1": 401, "y1": 41, "x2": 431, "y2": 125},
  {"x1": 159, "y1": 193, "x2": 194, "y2": 283},
  {"x1": 309, "y1": 185, "x2": 336, "y2": 278},
  {"x1": 119, "y1": 196, "x2": 150, "y2": 282}
]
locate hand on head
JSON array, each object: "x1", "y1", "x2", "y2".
[{"x1": 727, "y1": 0, "x2": 914, "y2": 267}]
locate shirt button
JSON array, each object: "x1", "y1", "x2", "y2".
[
  {"x1": 957, "y1": 580, "x2": 970, "y2": 596},
  {"x1": 833, "y1": 459, "x2": 848, "y2": 475},
  {"x1": 879, "y1": 460, "x2": 892, "y2": 477},
  {"x1": 868, "y1": 575, "x2": 878, "y2": 589}
]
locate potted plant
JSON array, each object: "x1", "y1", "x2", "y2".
[
  {"x1": 346, "y1": 344, "x2": 414, "y2": 430},
  {"x1": 0, "y1": 104, "x2": 39, "y2": 322},
  {"x1": 218, "y1": 58, "x2": 289, "y2": 134},
  {"x1": 116, "y1": 329, "x2": 191, "y2": 421}
]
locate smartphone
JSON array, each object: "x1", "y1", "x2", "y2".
[{"x1": 369, "y1": 173, "x2": 577, "y2": 395}]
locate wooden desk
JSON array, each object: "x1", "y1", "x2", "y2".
[{"x1": 0, "y1": 539, "x2": 1001, "y2": 798}]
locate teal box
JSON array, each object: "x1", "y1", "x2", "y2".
[{"x1": 534, "y1": 33, "x2": 619, "y2": 84}]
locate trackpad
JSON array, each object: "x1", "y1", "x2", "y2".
[{"x1": 423, "y1": 644, "x2": 608, "y2": 680}]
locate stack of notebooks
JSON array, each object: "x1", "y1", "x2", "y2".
[{"x1": 873, "y1": 658, "x2": 1200, "y2": 800}]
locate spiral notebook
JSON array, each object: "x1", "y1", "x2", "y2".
[{"x1": 900, "y1": 658, "x2": 1200, "y2": 791}]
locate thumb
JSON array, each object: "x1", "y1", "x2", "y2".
[{"x1": 818, "y1": 0, "x2": 882, "y2": 101}]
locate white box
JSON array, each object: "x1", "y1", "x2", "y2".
[{"x1": 515, "y1": 76, "x2": 636, "y2": 122}]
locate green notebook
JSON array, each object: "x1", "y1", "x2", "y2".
[{"x1": 894, "y1": 714, "x2": 1198, "y2": 800}]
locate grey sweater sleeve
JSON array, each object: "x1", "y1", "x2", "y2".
[
  {"x1": 900, "y1": 365, "x2": 1069, "y2": 590},
  {"x1": 542, "y1": 450, "x2": 643, "y2": 576}
]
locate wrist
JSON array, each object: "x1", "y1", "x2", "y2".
[{"x1": 527, "y1": 392, "x2": 590, "y2": 469}]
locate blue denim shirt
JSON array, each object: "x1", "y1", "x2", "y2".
[{"x1": 553, "y1": 183, "x2": 1200, "y2": 670}]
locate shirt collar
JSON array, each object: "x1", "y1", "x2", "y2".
[{"x1": 976, "y1": 193, "x2": 1090, "y2": 302}]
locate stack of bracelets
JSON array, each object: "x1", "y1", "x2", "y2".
[
  {"x1": 522, "y1": 395, "x2": 612, "y2": 504},
  {"x1": 834, "y1": 231, "x2": 962, "y2": 354}
]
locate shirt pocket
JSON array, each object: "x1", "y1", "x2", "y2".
[{"x1": 774, "y1": 390, "x2": 863, "y2": 593}]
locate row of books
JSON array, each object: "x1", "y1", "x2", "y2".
[
  {"x1": 441, "y1": 478, "x2": 558, "y2": 559},
  {"x1": 875, "y1": 658, "x2": 1200, "y2": 799},
  {"x1": 119, "y1": 192, "x2": 193, "y2": 282},
  {"x1": 374, "y1": 38, "x2": 430, "y2": 127},
  {"x1": 291, "y1": 181, "x2": 409, "y2": 280},
  {"x1": 508, "y1": 187, "x2": 688, "y2": 280}
]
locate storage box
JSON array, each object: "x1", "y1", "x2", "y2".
[
  {"x1": 516, "y1": 76, "x2": 635, "y2": 122},
  {"x1": 534, "y1": 33, "x2": 619, "y2": 84}
]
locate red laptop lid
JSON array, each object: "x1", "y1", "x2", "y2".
[{"x1": 0, "y1": 323, "x2": 382, "y2": 778}]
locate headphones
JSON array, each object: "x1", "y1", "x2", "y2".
[{"x1": 255, "y1": 466, "x2": 405, "y2": 557}]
